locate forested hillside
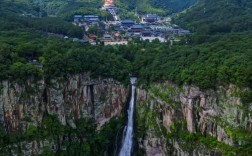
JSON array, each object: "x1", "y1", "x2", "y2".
[
  {"x1": 4, "y1": 0, "x2": 197, "y2": 17},
  {"x1": 1, "y1": 0, "x2": 251, "y2": 97},
  {"x1": 3, "y1": 0, "x2": 102, "y2": 17},
  {"x1": 149, "y1": 0, "x2": 197, "y2": 13},
  {"x1": 0, "y1": 0, "x2": 196, "y2": 35},
  {"x1": 0, "y1": 0, "x2": 85, "y2": 37},
  {"x1": 0, "y1": 30, "x2": 130, "y2": 83},
  {"x1": 1, "y1": 0, "x2": 252, "y2": 155},
  {"x1": 1, "y1": 31, "x2": 251, "y2": 101},
  {"x1": 116, "y1": 0, "x2": 196, "y2": 15},
  {"x1": 174, "y1": 0, "x2": 252, "y2": 34}
]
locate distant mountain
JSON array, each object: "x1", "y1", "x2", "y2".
[
  {"x1": 0, "y1": 0, "x2": 84, "y2": 37},
  {"x1": 1, "y1": 0, "x2": 102, "y2": 18},
  {"x1": 148, "y1": 0, "x2": 197, "y2": 13},
  {"x1": 1, "y1": 0, "x2": 197, "y2": 18},
  {"x1": 174, "y1": 0, "x2": 252, "y2": 34},
  {"x1": 117, "y1": 0, "x2": 197, "y2": 15}
]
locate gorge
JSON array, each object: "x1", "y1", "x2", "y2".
[
  {"x1": 0, "y1": 0, "x2": 252, "y2": 155},
  {"x1": 0, "y1": 74, "x2": 251, "y2": 155}
]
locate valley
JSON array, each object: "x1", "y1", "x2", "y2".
[{"x1": 0, "y1": 0, "x2": 251, "y2": 156}]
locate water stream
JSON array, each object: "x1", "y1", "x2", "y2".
[{"x1": 119, "y1": 77, "x2": 137, "y2": 156}]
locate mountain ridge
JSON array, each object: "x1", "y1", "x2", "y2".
[{"x1": 174, "y1": 0, "x2": 252, "y2": 34}]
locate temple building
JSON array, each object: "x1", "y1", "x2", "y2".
[
  {"x1": 102, "y1": 0, "x2": 116, "y2": 10},
  {"x1": 104, "y1": 0, "x2": 114, "y2": 7}
]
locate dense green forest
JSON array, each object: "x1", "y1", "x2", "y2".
[
  {"x1": 116, "y1": 0, "x2": 197, "y2": 15},
  {"x1": 2, "y1": 0, "x2": 103, "y2": 17},
  {"x1": 3, "y1": 0, "x2": 196, "y2": 18},
  {"x1": 174, "y1": 0, "x2": 252, "y2": 34},
  {"x1": 125, "y1": 34, "x2": 252, "y2": 90},
  {"x1": 0, "y1": 30, "x2": 131, "y2": 83},
  {"x1": 148, "y1": 0, "x2": 197, "y2": 13},
  {"x1": 0, "y1": 0, "x2": 251, "y2": 102},
  {"x1": 1, "y1": 30, "x2": 252, "y2": 153},
  {"x1": 1, "y1": 29, "x2": 251, "y2": 95},
  {"x1": 0, "y1": 114, "x2": 125, "y2": 155},
  {"x1": 0, "y1": 0, "x2": 84, "y2": 38},
  {"x1": 0, "y1": 0, "x2": 252, "y2": 155}
]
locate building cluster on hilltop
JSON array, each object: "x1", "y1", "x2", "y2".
[{"x1": 71, "y1": 1, "x2": 190, "y2": 45}]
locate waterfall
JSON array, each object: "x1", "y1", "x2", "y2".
[{"x1": 119, "y1": 77, "x2": 137, "y2": 156}]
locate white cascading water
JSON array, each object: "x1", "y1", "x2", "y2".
[{"x1": 119, "y1": 77, "x2": 137, "y2": 156}]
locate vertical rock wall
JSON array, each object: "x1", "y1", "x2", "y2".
[
  {"x1": 136, "y1": 82, "x2": 252, "y2": 155},
  {"x1": 0, "y1": 73, "x2": 129, "y2": 155}
]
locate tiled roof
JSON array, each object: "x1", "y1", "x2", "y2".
[
  {"x1": 121, "y1": 19, "x2": 134, "y2": 23},
  {"x1": 131, "y1": 24, "x2": 144, "y2": 29}
]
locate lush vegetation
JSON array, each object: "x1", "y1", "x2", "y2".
[
  {"x1": 149, "y1": 0, "x2": 197, "y2": 13},
  {"x1": 1, "y1": 30, "x2": 251, "y2": 89},
  {"x1": 2, "y1": 0, "x2": 197, "y2": 20},
  {"x1": 116, "y1": 0, "x2": 196, "y2": 15},
  {"x1": 164, "y1": 119, "x2": 252, "y2": 156},
  {"x1": 0, "y1": 0, "x2": 84, "y2": 38},
  {"x1": 1, "y1": 0, "x2": 250, "y2": 89},
  {"x1": 2, "y1": 0, "x2": 102, "y2": 17},
  {"x1": 0, "y1": 0, "x2": 252, "y2": 155},
  {"x1": 0, "y1": 30, "x2": 131, "y2": 84},
  {"x1": 174, "y1": 0, "x2": 252, "y2": 34},
  {"x1": 126, "y1": 34, "x2": 252, "y2": 90},
  {"x1": 0, "y1": 114, "x2": 124, "y2": 155}
]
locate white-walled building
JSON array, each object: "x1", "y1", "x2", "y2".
[
  {"x1": 141, "y1": 36, "x2": 166, "y2": 42},
  {"x1": 104, "y1": 41, "x2": 128, "y2": 45}
]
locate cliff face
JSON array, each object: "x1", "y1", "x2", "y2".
[
  {"x1": 0, "y1": 73, "x2": 128, "y2": 155},
  {"x1": 136, "y1": 82, "x2": 252, "y2": 156},
  {"x1": 1, "y1": 75, "x2": 251, "y2": 155}
]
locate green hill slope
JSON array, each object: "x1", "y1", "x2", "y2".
[
  {"x1": 116, "y1": 0, "x2": 197, "y2": 15},
  {"x1": 174, "y1": 0, "x2": 252, "y2": 34},
  {"x1": 148, "y1": 0, "x2": 197, "y2": 13},
  {"x1": 3, "y1": 0, "x2": 197, "y2": 17},
  {"x1": 1, "y1": 0, "x2": 106, "y2": 19}
]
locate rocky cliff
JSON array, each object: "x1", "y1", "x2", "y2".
[
  {"x1": 1, "y1": 74, "x2": 251, "y2": 155},
  {"x1": 136, "y1": 82, "x2": 252, "y2": 156},
  {"x1": 0, "y1": 73, "x2": 129, "y2": 155}
]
